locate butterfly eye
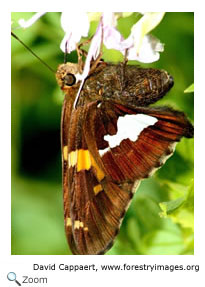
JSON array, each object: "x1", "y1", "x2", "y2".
[{"x1": 64, "y1": 73, "x2": 76, "y2": 86}]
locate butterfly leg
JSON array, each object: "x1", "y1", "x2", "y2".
[
  {"x1": 117, "y1": 48, "x2": 129, "y2": 91},
  {"x1": 76, "y1": 44, "x2": 84, "y2": 74}
]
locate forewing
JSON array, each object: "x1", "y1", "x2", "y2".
[
  {"x1": 61, "y1": 95, "x2": 79, "y2": 254},
  {"x1": 64, "y1": 104, "x2": 134, "y2": 255}
]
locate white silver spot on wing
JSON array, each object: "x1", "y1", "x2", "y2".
[
  {"x1": 104, "y1": 114, "x2": 158, "y2": 148},
  {"x1": 99, "y1": 147, "x2": 110, "y2": 156}
]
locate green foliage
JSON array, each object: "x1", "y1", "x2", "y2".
[
  {"x1": 184, "y1": 83, "x2": 194, "y2": 93},
  {"x1": 159, "y1": 180, "x2": 194, "y2": 254},
  {"x1": 11, "y1": 12, "x2": 194, "y2": 255}
]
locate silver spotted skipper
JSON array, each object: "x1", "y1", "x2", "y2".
[
  {"x1": 11, "y1": 31, "x2": 193, "y2": 255},
  {"x1": 56, "y1": 52, "x2": 194, "y2": 255}
]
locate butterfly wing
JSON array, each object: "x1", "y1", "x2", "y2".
[
  {"x1": 62, "y1": 102, "x2": 134, "y2": 255},
  {"x1": 62, "y1": 98, "x2": 193, "y2": 255},
  {"x1": 61, "y1": 95, "x2": 79, "y2": 254},
  {"x1": 89, "y1": 101, "x2": 193, "y2": 182}
]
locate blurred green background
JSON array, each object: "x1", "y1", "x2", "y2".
[{"x1": 11, "y1": 12, "x2": 194, "y2": 255}]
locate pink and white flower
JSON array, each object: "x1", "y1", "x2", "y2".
[{"x1": 17, "y1": 12, "x2": 165, "y2": 64}]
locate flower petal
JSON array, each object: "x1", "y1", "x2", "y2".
[
  {"x1": 60, "y1": 12, "x2": 90, "y2": 52},
  {"x1": 60, "y1": 32, "x2": 77, "y2": 53},
  {"x1": 140, "y1": 12, "x2": 165, "y2": 34},
  {"x1": 103, "y1": 26, "x2": 124, "y2": 50},
  {"x1": 102, "y1": 12, "x2": 124, "y2": 51},
  {"x1": 131, "y1": 12, "x2": 165, "y2": 54},
  {"x1": 127, "y1": 34, "x2": 164, "y2": 63},
  {"x1": 18, "y1": 12, "x2": 46, "y2": 28},
  {"x1": 87, "y1": 12, "x2": 102, "y2": 22}
]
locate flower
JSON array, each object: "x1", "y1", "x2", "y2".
[
  {"x1": 60, "y1": 12, "x2": 165, "y2": 65},
  {"x1": 122, "y1": 12, "x2": 165, "y2": 62},
  {"x1": 125, "y1": 34, "x2": 164, "y2": 63},
  {"x1": 17, "y1": 12, "x2": 165, "y2": 64}
]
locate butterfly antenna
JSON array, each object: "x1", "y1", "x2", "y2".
[{"x1": 11, "y1": 31, "x2": 55, "y2": 73}]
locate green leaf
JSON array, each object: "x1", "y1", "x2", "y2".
[
  {"x1": 159, "y1": 197, "x2": 186, "y2": 217},
  {"x1": 159, "y1": 180, "x2": 194, "y2": 231},
  {"x1": 184, "y1": 83, "x2": 194, "y2": 93}
]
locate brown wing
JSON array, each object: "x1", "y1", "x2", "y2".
[
  {"x1": 92, "y1": 102, "x2": 193, "y2": 182},
  {"x1": 63, "y1": 103, "x2": 135, "y2": 255},
  {"x1": 61, "y1": 95, "x2": 79, "y2": 255},
  {"x1": 84, "y1": 101, "x2": 193, "y2": 182},
  {"x1": 63, "y1": 99, "x2": 193, "y2": 255}
]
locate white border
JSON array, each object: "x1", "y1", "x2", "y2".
[{"x1": 1, "y1": 2, "x2": 204, "y2": 286}]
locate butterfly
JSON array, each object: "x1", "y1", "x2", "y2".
[
  {"x1": 11, "y1": 31, "x2": 193, "y2": 255},
  {"x1": 56, "y1": 52, "x2": 194, "y2": 255}
]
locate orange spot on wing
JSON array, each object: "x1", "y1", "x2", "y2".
[
  {"x1": 69, "y1": 149, "x2": 105, "y2": 181},
  {"x1": 94, "y1": 184, "x2": 103, "y2": 195}
]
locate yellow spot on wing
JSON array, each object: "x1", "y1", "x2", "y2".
[
  {"x1": 66, "y1": 217, "x2": 72, "y2": 226},
  {"x1": 94, "y1": 184, "x2": 103, "y2": 195},
  {"x1": 63, "y1": 146, "x2": 68, "y2": 161},
  {"x1": 90, "y1": 155, "x2": 105, "y2": 181},
  {"x1": 74, "y1": 221, "x2": 80, "y2": 229},
  {"x1": 77, "y1": 149, "x2": 91, "y2": 171},
  {"x1": 74, "y1": 220, "x2": 84, "y2": 229},
  {"x1": 69, "y1": 218, "x2": 88, "y2": 231},
  {"x1": 69, "y1": 150, "x2": 77, "y2": 167},
  {"x1": 68, "y1": 149, "x2": 105, "y2": 181}
]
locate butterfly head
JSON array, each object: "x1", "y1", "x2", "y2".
[{"x1": 56, "y1": 63, "x2": 81, "y2": 92}]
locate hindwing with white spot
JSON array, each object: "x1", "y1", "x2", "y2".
[
  {"x1": 91, "y1": 102, "x2": 193, "y2": 182},
  {"x1": 62, "y1": 99, "x2": 193, "y2": 255},
  {"x1": 104, "y1": 114, "x2": 158, "y2": 148}
]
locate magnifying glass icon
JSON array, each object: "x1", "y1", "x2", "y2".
[{"x1": 7, "y1": 272, "x2": 21, "y2": 286}]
